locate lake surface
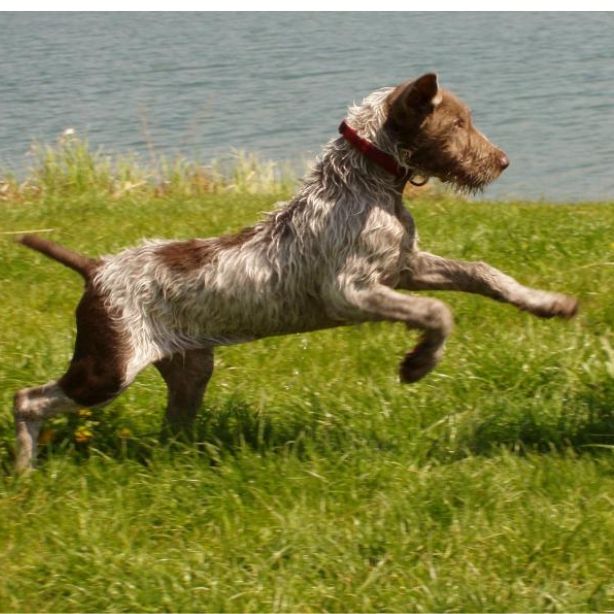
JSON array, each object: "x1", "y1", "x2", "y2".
[{"x1": 1, "y1": 12, "x2": 613, "y2": 201}]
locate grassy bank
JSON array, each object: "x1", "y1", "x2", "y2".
[{"x1": 1, "y1": 141, "x2": 613, "y2": 612}]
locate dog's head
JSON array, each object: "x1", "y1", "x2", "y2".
[{"x1": 384, "y1": 73, "x2": 509, "y2": 191}]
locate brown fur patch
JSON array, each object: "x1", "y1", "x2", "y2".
[
  {"x1": 157, "y1": 226, "x2": 258, "y2": 274},
  {"x1": 58, "y1": 282, "x2": 129, "y2": 406}
]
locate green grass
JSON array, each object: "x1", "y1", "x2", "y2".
[{"x1": 1, "y1": 141, "x2": 613, "y2": 612}]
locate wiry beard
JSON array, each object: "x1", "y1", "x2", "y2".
[
  {"x1": 425, "y1": 158, "x2": 503, "y2": 195},
  {"x1": 439, "y1": 170, "x2": 493, "y2": 195}
]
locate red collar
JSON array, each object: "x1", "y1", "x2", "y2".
[{"x1": 338, "y1": 120, "x2": 408, "y2": 181}]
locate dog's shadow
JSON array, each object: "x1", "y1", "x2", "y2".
[
  {"x1": 426, "y1": 380, "x2": 614, "y2": 462},
  {"x1": 3, "y1": 381, "x2": 613, "y2": 474},
  {"x1": 14, "y1": 396, "x2": 365, "y2": 470}
]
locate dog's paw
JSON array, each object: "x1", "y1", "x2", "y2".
[
  {"x1": 399, "y1": 349, "x2": 438, "y2": 384},
  {"x1": 531, "y1": 293, "x2": 579, "y2": 320}
]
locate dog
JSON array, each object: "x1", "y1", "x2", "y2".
[{"x1": 13, "y1": 73, "x2": 578, "y2": 472}]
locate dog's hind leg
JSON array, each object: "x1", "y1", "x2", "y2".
[
  {"x1": 154, "y1": 348, "x2": 214, "y2": 439},
  {"x1": 14, "y1": 353, "x2": 130, "y2": 473},
  {"x1": 14, "y1": 360, "x2": 130, "y2": 473},
  {"x1": 13, "y1": 382, "x2": 79, "y2": 473},
  {"x1": 14, "y1": 283, "x2": 134, "y2": 473},
  {"x1": 339, "y1": 283, "x2": 453, "y2": 384}
]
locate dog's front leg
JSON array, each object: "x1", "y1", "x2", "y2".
[
  {"x1": 338, "y1": 283, "x2": 453, "y2": 383},
  {"x1": 401, "y1": 251, "x2": 578, "y2": 318}
]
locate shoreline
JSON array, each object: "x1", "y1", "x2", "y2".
[{"x1": 1, "y1": 137, "x2": 612, "y2": 206}]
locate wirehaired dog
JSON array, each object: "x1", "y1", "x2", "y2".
[{"x1": 14, "y1": 73, "x2": 578, "y2": 471}]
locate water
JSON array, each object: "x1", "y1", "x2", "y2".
[{"x1": 1, "y1": 12, "x2": 613, "y2": 201}]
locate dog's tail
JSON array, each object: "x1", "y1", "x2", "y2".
[{"x1": 18, "y1": 234, "x2": 99, "y2": 279}]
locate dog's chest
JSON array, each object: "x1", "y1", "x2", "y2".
[{"x1": 357, "y1": 202, "x2": 416, "y2": 260}]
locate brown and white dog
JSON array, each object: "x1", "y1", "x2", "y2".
[{"x1": 14, "y1": 73, "x2": 578, "y2": 472}]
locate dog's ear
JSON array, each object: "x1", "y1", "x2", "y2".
[{"x1": 390, "y1": 73, "x2": 443, "y2": 117}]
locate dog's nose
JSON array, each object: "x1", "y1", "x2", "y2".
[{"x1": 498, "y1": 153, "x2": 510, "y2": 170}]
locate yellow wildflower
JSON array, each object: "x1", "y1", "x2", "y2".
[{"x1": 74, "y1": 426, "x2": 93, "y2": 444}]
